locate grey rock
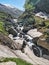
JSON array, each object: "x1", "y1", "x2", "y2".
[{"x1": 0, "y1": 62, "x2": 16, "y2": 65}]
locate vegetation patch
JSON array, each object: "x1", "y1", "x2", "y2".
[
  {"x1": 0, "y1": 58, "x2": 32, "y2": 65},
  {"x1": 0, "y1": 21, "x2": 8, "y2": 34}
]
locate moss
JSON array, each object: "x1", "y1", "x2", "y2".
[{"x1": 0, "y1": 58, "x2": 32, "y2": 65}]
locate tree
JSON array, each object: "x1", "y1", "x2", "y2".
[
  {"x1": 24, "y1": 0, "x2": 35, "y2": 12},
  {"x1": 24, "y1": 0, "x2": 49, "y2": 13},
  {"x1": 18, "y1": 0, "x2": 36, "y2": 27}
]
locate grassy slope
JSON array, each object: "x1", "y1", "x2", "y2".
[
  {"x1": 0, "y1": 12, "x2": 12, "y2": 19},
  {"x1": 0, "y1": 12, "x2": 13, "y2": 35},
  {"x1": 0, "y1": 21, "x2": 8, "y2": 35},
  {"x1": 0, "y1": 58, "x2": 32, "y2": 65},
  {"x1": 34, "y1": 16, "x2": 49, "y2": 25},
  {"x1": 34, "y1": 16, "x2": 49, "y2": 38}
]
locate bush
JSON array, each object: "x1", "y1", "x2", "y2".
[
  {"x1": 39, "y1": 21, "x2": 46, "y2": 27},
  {"x1": 46, "y1": 25, "x2": 49, "y2": 28},
  {"x1": 46, "y1": 37, "x2": 49, "y2": 43}
]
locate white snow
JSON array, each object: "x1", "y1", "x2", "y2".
[{"x1": 4, "y1": 4, "x2": 14, "y2": 8}]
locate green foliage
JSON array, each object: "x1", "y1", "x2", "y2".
[
  {"x1": 36, "y1": 0, "x2": 49, "y2": 13},
  {"x1": 0, "y1": 58, "x2": 32, "y2": 65},
  {"x1": 0, "y1": 12, "x2": 13, "y2": 35},
  {"x1": 24, "y1": 0, "x2": 35, "y2": 11},
  {"x1": 34, "y1": 16, "x2": 49, "y2": 26},
  {"x1": 18, "y1": 0, "x2": 36, "y2": 26},
  {"x1": 24, "y1": 3, "x2": 35, "y2": 11},
  {"x1": 24, "y1": 0, "x2": 49, "y2": 13},
  {"x1": 0, "y1": 21, "x2": 8, "y2": 34},
  {"x1": 44, "y1": 30, "x2": 49, "y2": 36},
  {"x1": 0, "y1": 12, "x2": 13, "y2": 19},
  {"x1": 19, "y1": 11, "x2": 35, "y2": 26},
  {"x1": 0, "y1": 22, "x2": 4, "y2": 31}
]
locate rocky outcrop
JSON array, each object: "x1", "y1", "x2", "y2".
[
  {"x1": 37, "y1": 37, "x2": 49, "y2": 50},
  {"x1": 8, "y1": 27, "x2": 17, "y2": 37},
  {"x1": 0, "y1": 45, "x2": 17, "y2": 58},
  {"x1": 24, "y1": 45, "x2": 49, "y2": 65},
  {"x1": 0, "y1": 32, "x2": 17, "y2": 50},
  {"x1": 0, "y1": 44, "x2": 49, "y2": 65},
  {"x1": 27, "y1": 29, "x2": 43, "y2": 38}
]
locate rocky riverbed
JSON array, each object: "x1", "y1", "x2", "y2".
[{"x1": 0, "y1": 21, "x2": 49, "y2": 65}]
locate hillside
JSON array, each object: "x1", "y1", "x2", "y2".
[
  {"x1": 35, "y1": 0, "x2": 49, "y2": 13},
  {"x1": 29, "y1": 0, "x2": 49, "y2": 13},
  {"x1": 25, "y1": 0, "x2": 49, "y2": 13},
  {"x1": 0, "y1": 11, "x2": 14, "y2": 35},
  {"x1": 0, "y1": 3, "x2": 23, "y2": 34}
]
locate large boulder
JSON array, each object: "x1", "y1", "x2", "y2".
[
  {"x1": 27, "y1": 29, "x2": 43, "y2": 38},
  {"x1": 8, "y1": 27, "x2": 17, "y2": 37},
  {"x1": 0, "y1": 45, "x2": 17, "y2": 58},
  {"x1": 0, "y1": 32, "x2": 17, "y2": 50}
]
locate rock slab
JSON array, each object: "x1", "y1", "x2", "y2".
[{"x1": 0, "y1": 61, "x2": 16, "y2": 65}]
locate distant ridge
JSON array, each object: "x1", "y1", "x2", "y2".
[{"x1": 0, "y1": 3, "x2": 23, "y2": 18}]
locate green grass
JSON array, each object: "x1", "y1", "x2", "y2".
[
  {"x1": 0, "y1": 21, "x2": 8, "y2": 35},
  {"x1": 0, "y1": 58, "x2": 32, "y2": 65},
  {"x1": 44, "y1": 20, "x2": 49, "y2": 25},
  {"x1": 34, "y1": 16, "x2": 44, "y2": 23},
  {"x1": 0, "y1": 22, "x2": 4, "y2": 31}
]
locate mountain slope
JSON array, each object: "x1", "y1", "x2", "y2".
[
  {"x1": 25, "y1": 0, "x2": 49, "y2": 13},
  {"x1": 0, "y1": 4, "x2": 23, "y2": 18},
  {"x1": 35, "y1": 0, "x2": 49, "y2": 13}
]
